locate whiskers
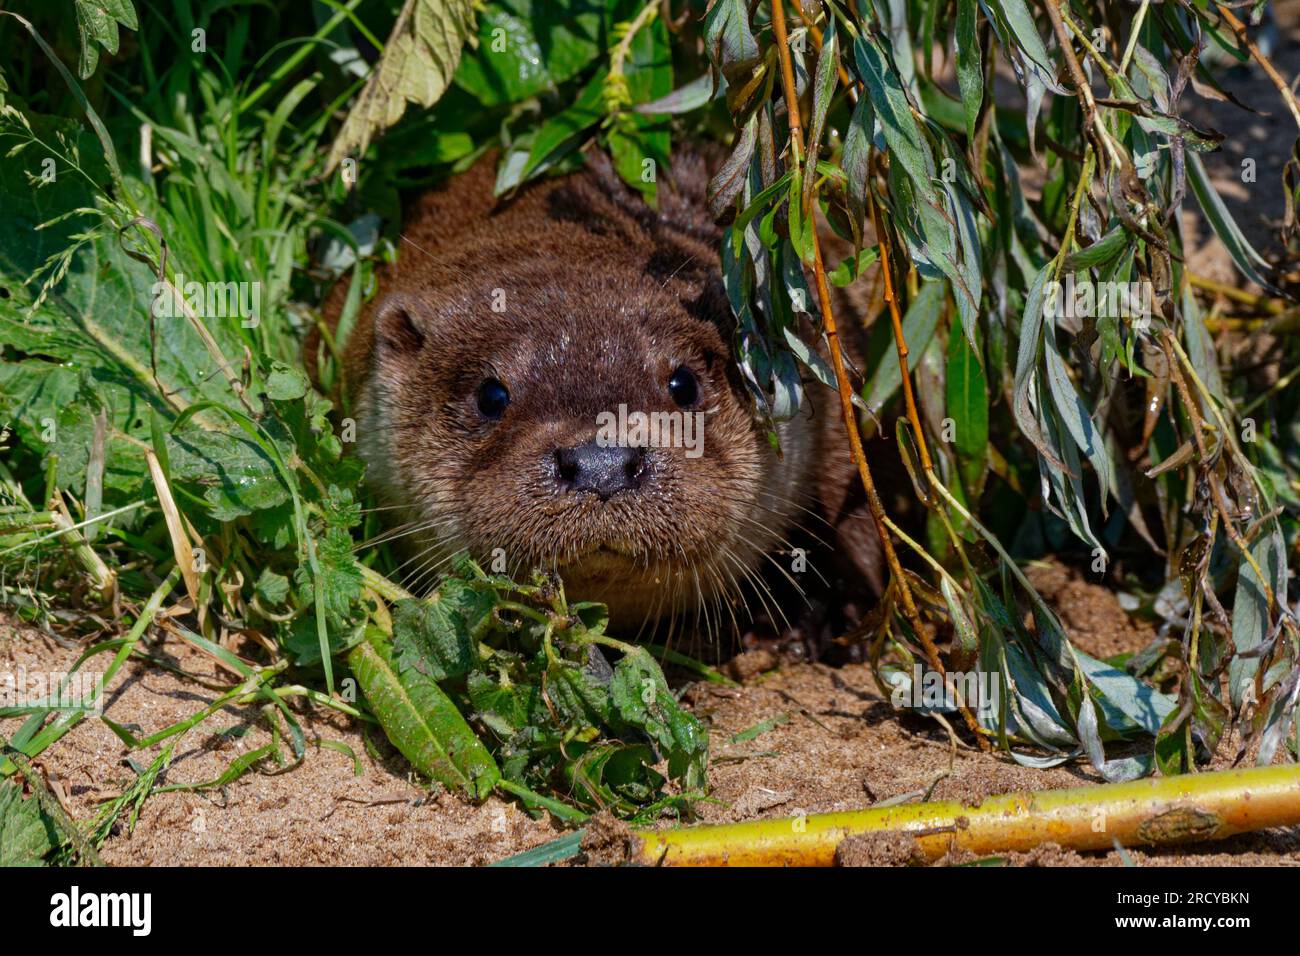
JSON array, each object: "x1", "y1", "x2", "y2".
[{"x1": 353, "y1": 482, "x2": 828, "y2": 662}]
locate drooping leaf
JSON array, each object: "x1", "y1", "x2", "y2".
[
  {"x1": 852, "y1": 34, "x2": 936, "y2": 194},
  {"x1": 955, "y1": 0, "x2": 983, "y2": 142},
  {"x1": 324, "y1": 0, "x2": 477, "y2": 174}
]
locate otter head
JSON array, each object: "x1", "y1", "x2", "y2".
[{"x1": 357, "y1": 250, "x2": 809, "y2": 630}]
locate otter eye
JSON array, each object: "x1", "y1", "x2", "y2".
[
  {"x1": 667, "y1": 366, "x2": 698, "y2": 408},
  {"x1": 476, "y1": 378, "x2": 510, "y2": 419}
]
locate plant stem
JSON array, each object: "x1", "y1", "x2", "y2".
[
  {"x1": 359, "y1": 563, "x2": 414, "y2": 603},
  {"x1": 1190, "y1": 272, "x2": 1287, "y2": 314},
  {"x1": 631, "y1": 763, "x2": 1300, "y2": 865},
  {"x1": 240, "y1": 0, "x2": 368, "y2": 113},
  {"x1": 771, "y1": 0, "x2": 805, "y2": 167},
  {"x1": 870, "y1": 189, "x2": 932, "y2": 475},
  {"x1": 769, "y1": 0, "x2": 988, "y2": 750},
  {"x1": 1215, "y1": 2, "x2": 1300, "y2": 131},
  {"x1": 1120, "y1": 0, "x2": 1150, "y2": 73},
  {"x1": 497, "y1": 779, "x2": 589, "y2": 824}
]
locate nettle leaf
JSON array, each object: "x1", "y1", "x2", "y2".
[
  {"x1": 294, "y1": 526, "x2": 362, "y2": 627},
  {"x1": 390, "y1": 582, "x2": 494, "y2": 682},
  {"x1": 325, "y1": 0, "x2": 477, "y2": 174},
  {"x1": 165, "y1": 424, "x2": 289, "y2": 521},
  {"x1": 610, "y1": 647, "x2": 708, "y2": 791},
  {"x1": 0, "y1": 780, "x2": 56, "y2": 867},
  {"x1": 547, "y1": 658, "x2": 615, "y2": 728},
  {"x1": 73, "y1": 0, "x2": 139, "y2": 79},
  {"x1": 465, "y1": 671, "x2": 525, "y2": 739},
  {"x1": 254, "y1": 567, "x2": 291, "y2": 606},
  {"x1": 264, "y1": 361, "x2": 309, "y2": 401}
]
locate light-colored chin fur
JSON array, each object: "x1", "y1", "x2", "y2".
[{"x1": 355, "y1": 376, "x2": 818, "y2": 633}]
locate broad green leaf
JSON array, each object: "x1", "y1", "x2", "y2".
[
  {"x1": 1043, "y1": 324, "x2": 1116, "y2": 508},
  {"x1": 607, "y1": 9, "x2": 673, "y2": 203},
  {"x1": 636, "y1": 73, "x2": 712, "y2": 114},
  {"x1": 707, "y1": 111, "x2": 757, "y2": 218},
  {"x1": 1228, "y1": 520, "x2": 1286, "y2": 709},
  {"x1": 1075, "y1": 650, "x2": 1176, "y2": 736},
  {"x1": 802, "y1": 19, "x2": 838, "y2": 204},
  {"x1": 348, "y1": 628, "x2": 500, "y2": 798},
  {"x1": 703, "y1": 0, "x2": 762, "y2": 115},
  {"x1": 982, "y1": 0, "x2": 1063, "y2": 95},
  {"x1": 453, "y1": 0, "x2": 602, "y2": 105},
  {"x1": 610, "y1": 647, "x2": 708, "y2": 791},
  {"x1": 1186, "y1": 152, "x2": 1279, "y2": 293},
  {"x1": 1011, "y1": 263, "x2": 1067, "y2": 472},
  {"x1": 945, "y1": 324, "x2": 988, "y2": 465},
  {"x1": 828, "y1": 245, "x2": 879, "y2": 286},
  {"x1": 515, "y1": 69, "x2": 607, "y2": 188},
  {"x1": 265, "y1": 362, "x2": 310, "y2": 401},
  {"x1": 391, "y1": 585, "x2": 492, "y2": 682},
  {"x1": 841, "y1": 91, "x2": 875, "y2": 235},
  {"x1": 1061, "y1": 226, "x2": 1129, "y2": 271},
  {"x1": 864, "y1": 279, "x2": 944, "y2": 415}
]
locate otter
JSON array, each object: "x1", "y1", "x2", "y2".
[{"x1": 330, "y1": 151, "x2": 881, "y2": 633}]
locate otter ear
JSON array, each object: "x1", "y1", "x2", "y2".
[{"x1": 373, "y1": 293, "x2": 428, "y2": 354}]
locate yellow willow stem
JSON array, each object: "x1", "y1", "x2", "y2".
[{"x1": 632, "y1": 764, "x2": 1300, "y2": 866}]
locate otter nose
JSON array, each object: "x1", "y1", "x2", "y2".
[{"x1": 555, "y1": 442, "x2": 646, "y2": 500}]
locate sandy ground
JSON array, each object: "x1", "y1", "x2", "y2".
[{"x1": 2, "y1": 564, "x2": 1297, "y2": 867}]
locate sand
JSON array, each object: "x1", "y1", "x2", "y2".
[{"x1": 2, "y1": 564, "x2": 1296, "y2": 866}]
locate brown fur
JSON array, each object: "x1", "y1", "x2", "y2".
[{"x1": 328, "y1": 151, "x2": 881, "y2": 632}]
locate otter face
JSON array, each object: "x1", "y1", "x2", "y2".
[{"x1": 357, "y1": 264, "x2": 807, "y2": 630}]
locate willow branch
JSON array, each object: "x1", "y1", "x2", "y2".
[
  {"x1": 1216, "y1": 2, "x2": 1300, "y2": 131},
  {"x1": 770, "y1": 0, "x2": 989, "y2": 750},
  {"x1": 631, "y1": 764, "x2": 1300, "y2": 865}
]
